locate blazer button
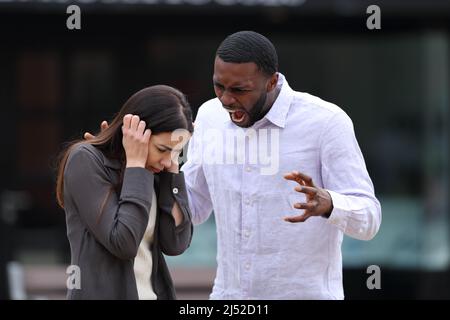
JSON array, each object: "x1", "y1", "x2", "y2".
[{"x1": 172, "y1": 187, "x2": 179, "y2": 194}]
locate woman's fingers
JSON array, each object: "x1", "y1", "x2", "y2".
[
  {"x1": 123, "y1": 115, "x2": 148, "y2": 142},
  {"x1": 122, "y1": 115, "x2": 150, "y2": 168},
  {"x1": 122, "y1": 114, "x2": 132, "y2": 131},
  {"x1": 130, "y1": 115, "x2": 140, "y2": 131},
  {"x1": 137, "y1": 120, "x2": 146, "y2": 137},
  {"x1": 143, "y1": 129, "x2": 151, "y2": 143}
]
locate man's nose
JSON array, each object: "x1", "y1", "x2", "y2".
[{"x1": 219, "y1": 91, "x2": 236, "y2": 107}]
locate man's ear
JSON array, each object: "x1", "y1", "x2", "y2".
[{"x1": 267, "y1": 73, "x2": 278, "y2": 92}]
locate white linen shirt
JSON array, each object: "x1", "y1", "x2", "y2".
[{"x1": 181, "y1": 73, "x2": 381, "y2": 300}]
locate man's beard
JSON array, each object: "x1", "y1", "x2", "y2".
[{"x1": 242, "y1": 91, "x2": 268, "y2": 128}]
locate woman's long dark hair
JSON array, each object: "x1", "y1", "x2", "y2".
[{"x1": 56, "y1": 85, "x2": 194, "y2": 209}]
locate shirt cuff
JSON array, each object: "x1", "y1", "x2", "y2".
[
  {"x1": 326, "y1": 190, "x2": 351, "y2": 232},
  {"x1": 158, "y1": 171, "x2": 191, "y2": 225}
]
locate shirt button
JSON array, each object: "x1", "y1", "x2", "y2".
[
  {"x1": 245, "y1": 263, "x2": 250, "y2": 270},
  {"x1": 244, "y1": 230, "x2": 250, "y2": 237},
  {"x1": 245, "y1": 199, "x2": 250, "y2": 205},
  {"x1": 172, "y1": 187, "x2": 179, "y2": 194},
  {"x1": 245, "y1": 167, "x2": 251, "y2": 172}
]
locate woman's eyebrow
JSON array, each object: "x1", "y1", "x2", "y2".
[
  {"x1": 157, "y1": 144, "x2": 172, "y2": 151},
  {"x1": 157, "y1": 144, "x2": 183, "y2": 152}
]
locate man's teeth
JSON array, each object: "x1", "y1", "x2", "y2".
[{"x1": 231, "y1": 111, "x2": 245, "y2": 123}]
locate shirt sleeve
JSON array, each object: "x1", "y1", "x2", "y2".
[
  {"x1": 319, "y1": 111, "x2": 382, "y2": 240},
  {"x1": 64, "y1": 145, "x2": 154, "y2": 260},
  {"x1": 180, "y1": 113, "x2": 214, "y2": 226}
]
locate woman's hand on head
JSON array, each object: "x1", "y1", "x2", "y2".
[
  {"x1": 122, "y1": 114, "x2": 151, "y2": 168},
  {"x1": 166, "y1": 159, "x2": 180, "y2": 174}
]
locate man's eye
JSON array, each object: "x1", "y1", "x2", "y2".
[{"x1": 157, "y1": 148, "x2": 166, "y2": 153}]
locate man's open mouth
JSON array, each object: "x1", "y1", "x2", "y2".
[{"x1": 229, "y1": 110, "x2": 246, "y2": 124}]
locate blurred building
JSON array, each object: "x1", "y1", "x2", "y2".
[{"x1": 0, "y1": 0, "x2": 449, "y2": 299}]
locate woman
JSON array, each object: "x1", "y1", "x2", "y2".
[{"x1": 56, "y1": 85, "x2": 194, "y2": 299}]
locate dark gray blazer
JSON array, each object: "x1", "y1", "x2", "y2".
[{"x1": 63, "y1": 143, "x2": 193, "y2": 300}]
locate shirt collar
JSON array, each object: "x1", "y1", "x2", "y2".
[{"x1": 262, "y1": 73, "x2": 294, "y2": 128}]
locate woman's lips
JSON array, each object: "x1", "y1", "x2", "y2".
[{"x1": 150, "y1": 167, "x2": 162, "y2": 173}]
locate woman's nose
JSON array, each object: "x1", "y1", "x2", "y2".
[{"x1": 161, "y1": 156, "x2": 172, "y2": 169}]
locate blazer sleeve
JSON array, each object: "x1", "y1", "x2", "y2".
[
  {"x1": 156, "y1": 171, "x2": 193, "y2": 256},
  {"x1": 64, "y1": 145, "x2": 154, "y2": 260}
]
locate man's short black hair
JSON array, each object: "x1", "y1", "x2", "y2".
[{"x1": 216, "y1": 31, "x2": 278, "y2": 77}]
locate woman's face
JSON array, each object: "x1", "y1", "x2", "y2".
[{"x1": 146, "y1": 130, "x2": 191, "y2": 173}]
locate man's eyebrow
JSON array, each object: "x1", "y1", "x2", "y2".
[{"x1": 213, "y1": 80, "x2": 249, "y2": 90}]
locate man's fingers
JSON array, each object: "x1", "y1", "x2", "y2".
[
  {"x1": 293, "y1": 202, "x2": 316, "y2": 211},
  {"x1": 292, "y1": 171, "x2": 315, "y2": 187},
  {"x1": 294, "y1": 186, "x2": 317, "y2": 196},
  {"x1": 283, "y1": 213, "x2": 311, "y2": 223},
  {"x1": 101, "y1": 121, "x2": 109, "y2": 131},
  {"x1": 84, "y1": 132, "x2": 95, "y2": 140},
  {"x1": 284, "y1": 173, "x2": 306, "y2": 186},
  {"x1": 284, "y1": 171, "x2": 315, "y2": 187},
  {"x1": 283, "y1": 172, "x2": 297, "y2": 181}
]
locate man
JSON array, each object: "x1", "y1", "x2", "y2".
[{"x1": 180, "y1": 31, "x2": 381, "y2": 299}]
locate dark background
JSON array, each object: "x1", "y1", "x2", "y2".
[{"x1": 0, "y1": 0, "x2": 449, "y2": 299}]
